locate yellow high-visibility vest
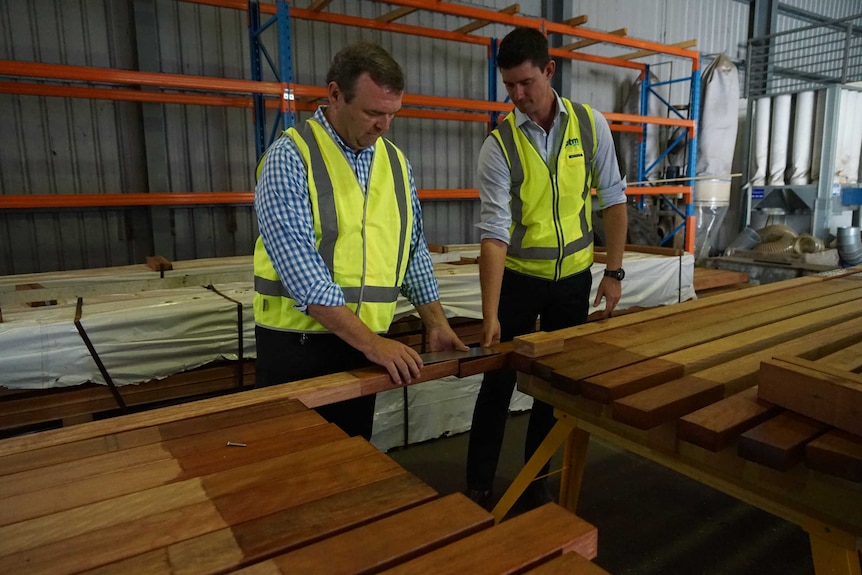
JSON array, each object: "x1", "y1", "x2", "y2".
[
  {"x1": 254, "y1": 119, "x2": 413, "y2": 333},
  {"x1": 491, "y1": 98, "x2": 598, "y2": 280}
]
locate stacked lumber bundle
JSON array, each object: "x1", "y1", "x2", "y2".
[
  {"x1": 512, "y1": 267, "x2": 862, "y2": 537},
  {"x1": 0, "y1": 390, "x2": 601, "y2": 574}
]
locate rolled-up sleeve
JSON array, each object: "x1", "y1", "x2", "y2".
[
  {"x1": 592, "y1": 110, "x2": 627, "y2": 209},
  {"x1": 475, "y1": 135, "x2": 512, "y2": 243}
]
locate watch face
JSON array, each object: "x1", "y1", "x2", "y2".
[{"x1": 605, "y1": 268, "x2": 625, "y2": 280}]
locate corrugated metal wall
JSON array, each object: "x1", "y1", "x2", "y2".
[{"x1": 1, "y1": 0, "x2": 859, "y2": 275}]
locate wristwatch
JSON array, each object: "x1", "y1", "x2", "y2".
[{"x1": 603, "y1": 268, "x2": 625, "y2": 281}]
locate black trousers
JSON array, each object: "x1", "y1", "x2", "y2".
[
  {"x1": 255, "y1": 326, "x2": 376, "y2": 440},
  {"x1": 466, "y1": 268, "x2": 591, "y2": 490}
]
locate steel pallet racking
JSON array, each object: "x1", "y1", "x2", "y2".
[{"x1": 0, "y1": 0, "x2": 701, "y2": 251}]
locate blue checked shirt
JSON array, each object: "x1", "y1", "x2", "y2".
[{"x1": 255, "y1": 107, "x2": 440, "y2": 315}]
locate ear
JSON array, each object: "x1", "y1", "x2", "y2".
[
  {"x1": 544, "y1": 60, "x2": 556, "y2": 80},
  {"x1": 327, "y1": 81, "x2": 341, "y2": 105}
]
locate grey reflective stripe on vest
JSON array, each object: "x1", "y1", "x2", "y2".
[
  {"x1": 303, "y1": 121, "x2": 338, "y2": 278},
  {"x1": 570, "y1": 103, "x2": 595, "y2": 252},
  {"x1": 254, "y1": 276, "x2": 400, "y2": 304},
  {"x1": 382, "y1": 139, "x2": 409, "y2": 280},
  {"x1": 494, "y1": 120, "x2": 530, "y2": 256}
]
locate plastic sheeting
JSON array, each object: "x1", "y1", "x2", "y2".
[
  {"x1": 697, "y1": 54, "x2": 739, "y2": 178},
  {"x1": 0, "y1": 284, "x2": 255, "y2": 390},
  {"x1": 751, "y1": 97, "x2": 771, "y2": 186},
  {"x1": 394, "y1": 251, "x2": 695, "y2": 321},
  {"x1": 2, "y1": 252, "x2": 694, "y2": 391},
  {"x1": 371, "y1": 374, "x2": 533, "y2": 452},
  {"x1": 789, "y1": 91, "x2": 815, "y2": 185},
  {"x1": 769, "y1": 94, "x2": 792, "y2": 185}
]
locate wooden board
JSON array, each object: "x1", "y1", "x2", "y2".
[
  {"x1": 252, "y1": 494, "x2": 492, "y2": 575},
  {"x1": 379, "y1": 503, "x2": 597, "y2": 575},
  {"x1": 758, "y1": 357, "x2": 862, "y2": 437},
  {"x1": 737, "y1": 411, "x2": 830, "y2": 471}
]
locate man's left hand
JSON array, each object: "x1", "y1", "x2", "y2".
[
  {"x1": 593, "y1": 276, "x2": 622, "y2": 317},
  {"x1": 427, "y1": 325, "x2": 470, "y2": 353}
]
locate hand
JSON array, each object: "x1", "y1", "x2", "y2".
[
  {"x1": 482, "y1": 316, "x2": 501, "y2": 348},
  {"x1": 593, "y1": 277, "x2": 622, "y2": 317},
  {"x1": 427, "y1": 325, "x2": 470, "y2": 353},
  {"x1": 363, "y1": 336, "x2": 423, "y2": 386}
]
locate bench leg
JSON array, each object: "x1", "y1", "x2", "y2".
[
  {"x1": 806, "y1": 523, "x2": 861, "y2": 575},
  {"x1": 558, "y1": 412, "x2": 590, "y2": 513},
  {"x1": 491, "y1": 414, "x2": 576, "y2": 523}
]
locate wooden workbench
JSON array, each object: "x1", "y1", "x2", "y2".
[
  {"x1": 0, "y1": 385, "x2": 602, "y2": 574},
  {"x1": 495, "y1": 267, "x2": 862, "y2": 575}
]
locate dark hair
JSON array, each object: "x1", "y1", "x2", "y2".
[
  {"x1": 325, "y1": 41, "x2": 404, "y2": 103},
  {"x1": 497, "y1": 27, "x2": 550, "y2": 70}
]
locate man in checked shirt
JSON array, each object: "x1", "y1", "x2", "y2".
[{"x1": 253, "y1": 41, "x2": 467, "y2": 440}]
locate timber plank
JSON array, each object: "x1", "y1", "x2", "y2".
[
  {"x1": 0, "y1": 388, "x2": 318, "y2": 457},
  {"x1": 379, "y1": 503, "x2": 597, "y2": 575},
  {"x1": 0, "y1": 436, "x2": 374, "y2": 540},
  {"x1": 588, "y1": 282, "x2": 862, "y2": 348},
  {"x1": 261, "y1": 494, "x2": 492, "y2": 575},
  {"x1": 685, "y1": 315, "x2": 862, "y2": 396},
  {"x1": 0, "y1": 422, "x2": 346, "y2": 524},
  {"x1": 532, "y1": 341, "x2": 626, "y2": 381},
  {"x1": 94, "y1": 474, "x2": 437, "y2": 575},
  {"x1": 678, "y1": 387, "x2": 779, "y2": 452},
  {"x1": 0, "y1": 498, "x2": 231, "y2": 575},
  {"x1": 2, "y1": 451, "x2": 407, "y2": 573},
  {"x1": 0, "y1": 441, "x2": 173, "y2": 498},
  {"x1": 814, "y1": 340, "x2": 862, "y2": 371},
  {"x1": 511, "y1": 269, "x2": 862, "y2": 357},
  {"x1": 658, "y1": 299, "x2": 862, "y2": 374},
  {"x1": 546, "y1": 289, "x2": 862, "y2": 391},
  {"x1": 693, "y1": 268, "x2": 749, "y2": 292},
  {"x1": 0, "y1": 399, "x2": 309, "y2": 476},
  {"x1": 612, "y1": 376, "x2": 724, "y2": 430},
  {"x1": 228, "y1": 473, "x2": 435, "y2": 567},
  {"x1": 738, "y1": 412, "x2": 829, "y2": 471},
  {"x1": 805, "y1": 430, "x2": 862, "y2": 483},
  {"x1": 581, "y1": 358, "x2": 685, "y2": 403},
  {"x1": 524, "y1": 551, "x2": 611, "y2": 574},
  {"x1": 758, "y1": 358, "x2": 862, "y2": 437},
  {"x1": 551, "y1": 348, "x2": 647, "y2": 391}
]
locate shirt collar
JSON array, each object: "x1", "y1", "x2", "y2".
[
  {"x1": 512, "y1": 89, "x2": 567, "y2": 130},
  {"x1": 312, "y1": 106, "x2": 375, "y2": 158}
]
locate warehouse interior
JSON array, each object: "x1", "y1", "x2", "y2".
[{"x1": 1, "y1": 1, "x2": 861, "y2": 574}]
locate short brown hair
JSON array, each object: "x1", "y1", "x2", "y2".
[
  {"x1": 326, "y1": 41, "x2": 404, "y2": 103},
  {"x1": 497, "y1": 27, "x2": 550, "y2": 70}
]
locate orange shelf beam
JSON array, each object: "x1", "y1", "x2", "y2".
[
  {"x1": 0, "y1": 193, "x2": 255, "y2": 209},
  {"x1": 367, "y1": 0, "x2": 699, "y2": 66},
  {"x1": 0, "y1": 189, "x2": 482, "y2": 209},
  {"x1": 418, "y1": 189, "x2": 479, "y2": 200},
  {"x1": 0, "y1": 82, "x2": 257, "y2": 108},
  {"x1": 0, "y1": 60, "x2": 283, "y2": 96}
]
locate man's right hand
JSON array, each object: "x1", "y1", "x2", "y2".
[
  {"x1": 363, "y1": 335, "x2": 423, "y2": 386},
  {"x1": 482, "y1": 315, "x2": 501, "y2": 348}
]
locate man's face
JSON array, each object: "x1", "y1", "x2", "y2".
[
  {"x1": 500, "y1": 59, "x2": 555, "y2": 119},
  {"x1": 327, "y1": 73, "x2": 402, "y2": 152}
]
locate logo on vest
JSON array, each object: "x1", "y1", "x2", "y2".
[{"x1": 565, "y1": 137, "x2": 580, "y2": 148}]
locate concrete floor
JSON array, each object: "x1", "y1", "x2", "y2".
[{"x1": 388, "y1": 411, "x2": 815, "y2": 575}]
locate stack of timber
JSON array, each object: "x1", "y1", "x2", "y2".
[
  {"x1": 510, "y1": 267, "x2": 862, "y2": 538},
  {"x1": 0, "y1": 391, "x2": 602, "y2": 574}
]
